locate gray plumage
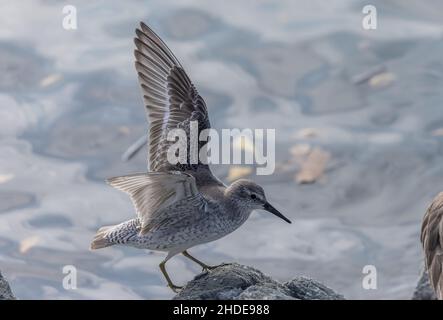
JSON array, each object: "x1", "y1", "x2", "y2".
[
  {"x1": 421, "y1": 192, "x2": 443, "y2": 300},
  {"x1": 91, "y1": 22, "x2": 291, "y2": 291}
]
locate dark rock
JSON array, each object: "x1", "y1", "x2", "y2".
[
  {"x1": 412, "y1": 268, "x2": 437, "y2": 300},
  {"x1": 285, "y1": 277, "x2": 345, "y2": 300},
  {"x1": 173, "y1": 263, "x2": 344, "y2": 300},
  {"x1": 0, "y1": 270, "x2": 15, "y2": 300}
]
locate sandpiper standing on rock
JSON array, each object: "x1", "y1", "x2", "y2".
[
  {"x1": 90, "y1": 22, "x2": 292, "y2": 292},
  {"x1": 421, "y1": 192, "x2": 443, "y2": 299}
]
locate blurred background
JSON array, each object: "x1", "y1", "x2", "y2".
[{"x1": 1, "y1": 0, "x2": 443, "y2": 299}]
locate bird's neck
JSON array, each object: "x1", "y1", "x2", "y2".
[{"x1": 223, "y1": 192, "x2": 252, "y2": 223}]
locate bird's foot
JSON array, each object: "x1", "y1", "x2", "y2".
[
  {"x1": 202, "y1": 262, "x2": 231, "y2": 272},
  {"x1": 168, "y1": 284, "x2": 184, "y2": 293}
]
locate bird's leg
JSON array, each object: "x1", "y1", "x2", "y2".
[
  {"x1": 182, "y1": 250, "x2": 224, "y2": 271},
  {"x1": 159, "y1": 260, "x2": 183, "y2": 292}
]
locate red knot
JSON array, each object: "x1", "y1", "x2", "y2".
[{"x1": 90, "y1": 22, "x2": 291, "y2": 292}]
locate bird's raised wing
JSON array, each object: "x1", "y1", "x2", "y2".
[
  {"x1": 134, "y1": 22, "x2": 210, "y2": 172},
  {"x1": 107, "y1": 171, "x2": 206, "y2": 234},
  {"x1": 421, "y1": 192, "x2": 443, "y2": 300}
]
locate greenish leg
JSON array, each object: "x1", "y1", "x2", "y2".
[
  {"x1": 182, "y1": 250, "x2": 228, "y2": 271},
  {"x1": 159, "y1": 260, "x2": 183, "y2": 292}
]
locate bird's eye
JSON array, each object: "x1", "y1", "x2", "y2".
[{"x1": 250, "y1": 194, "x2": 257, "y2": 200}]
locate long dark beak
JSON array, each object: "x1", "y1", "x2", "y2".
[{"x1": 263, "y1": 202, "x2": 292, "y2": 224}]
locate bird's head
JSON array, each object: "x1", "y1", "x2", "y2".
[{"x1": 226, "y1": 179, "x2": 291, "y2": 224}]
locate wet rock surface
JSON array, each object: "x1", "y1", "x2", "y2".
[
  {"x1": 0, "y1": 270, "x2": 15, "y2": 300},
  {"x1": 412, "y1": 268, "x2": 437, "y2": 300},
  {"x1": 174, "y1": 263, "x2": 345, "y2": 300}
]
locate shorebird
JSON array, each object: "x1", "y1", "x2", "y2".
[
  {"x1": 421, "y1": 192, "x2": 443, "y2": 300},
  {"x1": 90, "y1": 22, "x2": 291, "y2": 292}
]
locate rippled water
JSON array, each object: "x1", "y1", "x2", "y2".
[{"x1": 1, "y1": 0, "x2": 443, "y2": 299}]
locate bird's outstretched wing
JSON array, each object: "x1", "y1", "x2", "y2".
[
  {"x1": 134, "y1": 22, "x2": 211, "y2": 172},
  {"x1": 107, "y1": 171, "x2": 207, "y2": 234},
  {"x1": 421, "y1": 192, "x2": 443, "y2": 300}
]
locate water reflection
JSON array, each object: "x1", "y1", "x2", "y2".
[{"x1": 1, "y1": 0, "x2": 443, "y2": 299}]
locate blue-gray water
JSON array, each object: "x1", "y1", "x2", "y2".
[{"x1": 1, "y1": 0, "x2": 443, "y2": 299}]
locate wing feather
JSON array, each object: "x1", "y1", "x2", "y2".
[
  {"x1": 107, "y1": 171, "x2": 201, "y2": 234},
  {"x1": 421, "y1": 192, "x2": 443, "y2": 299},
  {"x1": 134, "y1": 22, "x2": 211, "y2": 173}
]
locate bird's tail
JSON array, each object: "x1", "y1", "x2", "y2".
[{"x1": 90, "y1": 225, "x2": 115, "y2": 250}]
